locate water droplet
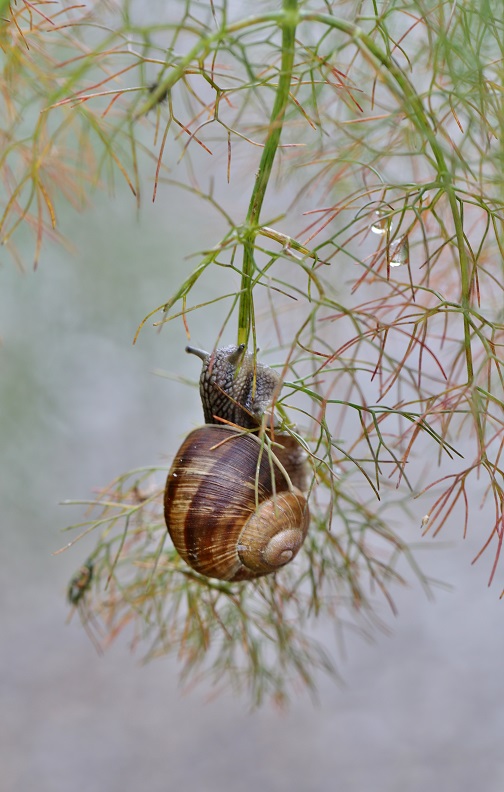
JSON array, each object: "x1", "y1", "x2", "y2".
[
  {"x1": 370, "y1": 209, "x2": 393, "y2": 235},
  {"x1": 388, "y1": 235, "x2": 409, "y2": 267}
]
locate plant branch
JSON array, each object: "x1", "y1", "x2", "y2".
[
  {"x1": 237, "y1": 0, "x2": 299, "y2": 347},
  {"x1": 300, "y1": 10, "x2": 475, "y2": 384}
]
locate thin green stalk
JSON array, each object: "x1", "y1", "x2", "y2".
[{"x1": 237, "y1": 0, "x2": 299, "y2": 347}]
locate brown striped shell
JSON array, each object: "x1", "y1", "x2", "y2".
[{"x1": 164, "y1": 424, "x2": 309, "y2": 581}]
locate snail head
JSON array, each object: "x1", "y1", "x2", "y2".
[{"x1": 186, "y1": 344, "x2": 280, "y2": 429}]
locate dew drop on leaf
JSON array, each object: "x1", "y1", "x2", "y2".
[
  {"x1": 388, "y1": 235, "x2": 409, "y2": 267},
  {"x1": 370, "y1": 209, "x2": 393, "y2": 235}
]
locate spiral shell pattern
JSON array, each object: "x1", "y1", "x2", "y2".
[{"x1": 164, "y1": 425, "x2": 309, "y2": 581}]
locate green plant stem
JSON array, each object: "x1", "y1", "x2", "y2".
[
  {"x1": 0, "y1": 0, "x2": 11, "y2": 18},
  {"x1": 237, "y1": 0, "x2": 299, "y2": 347}
]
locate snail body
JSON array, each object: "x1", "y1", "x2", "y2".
[
  {"x1": 164, "y1": 345, "x2": 310, "y2": 581},
  {"x1": 187, "y1": 343, "x2": 282, "y2": 430}
]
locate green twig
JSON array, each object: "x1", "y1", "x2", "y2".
[{"x1": 237, "y1": 0, "x2": 299, "y2": 347}]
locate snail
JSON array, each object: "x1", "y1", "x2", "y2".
[
  {"x1": 67, "y1": 559, "x2": 103, "y2": 655},
  {"x1": 164, "y1": 344, "x2": 310, "y2": 581},
  {"x1": 67, "y1": 560, "x2": 94, "y2": 605}
]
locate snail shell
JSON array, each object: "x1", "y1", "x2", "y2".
[
  {"x1": 164, "y1": 345, "x2": 310, "y2": 581},
  {"x1": 165, "y1": 425, "x2": 309, "y2": 581}
]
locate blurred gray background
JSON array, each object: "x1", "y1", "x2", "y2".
[{"x1": 1, "y1": 172, "x2": 504, "y2": 792}]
